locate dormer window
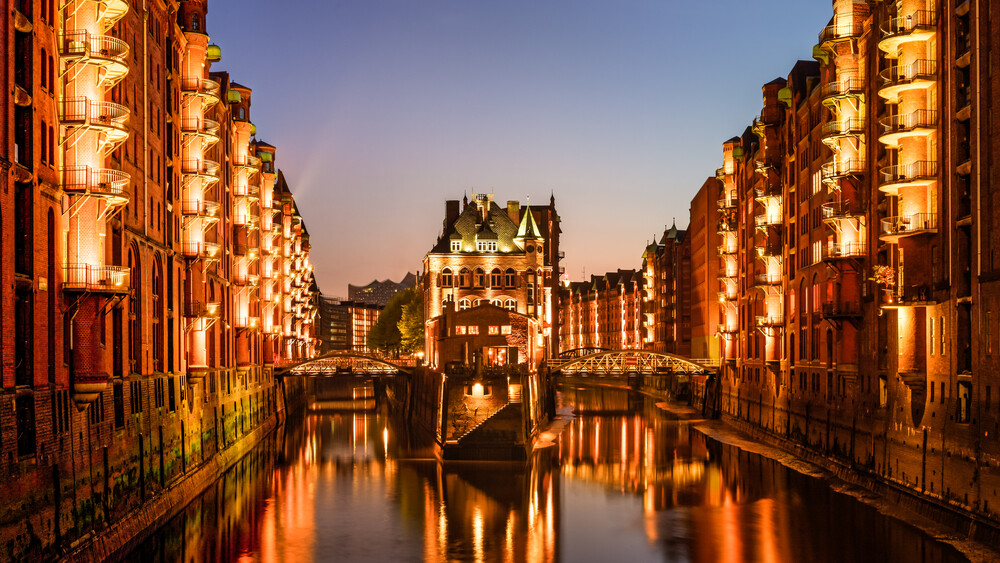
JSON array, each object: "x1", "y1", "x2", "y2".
[
  {"x1": 450, "y1": 240, "x2": 461, "y2": 252},
  {"x1": 476, "y1": 240, "x2": 497, "y2": 252}
]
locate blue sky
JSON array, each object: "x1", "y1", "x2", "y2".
[{"x1": 208, "y1": 0, "x2": 834, "y2": 296}]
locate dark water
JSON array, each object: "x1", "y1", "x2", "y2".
[{"x1": 129, "y1": 386, "x2": 969, "y2": 562}]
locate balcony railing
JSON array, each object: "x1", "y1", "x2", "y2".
[
  {"x1": 234, "y1": 316, "x2": 260, "y2": 330},
  {"x1": 718, "y1": 291, "x2": 737, "y2": 302},
  {"x1": 754, "y1": 184, "x2": 782, "y2": 201},
  {"x1": 754, "y1": 274, "x2": 782, "y2": 286},
  {"x1": 820, "y1": 159, "x2": 866, "y2": 183},
  {"x1": 63, "y1": 264, "x2": 130, "y2": 293},
  {"x1": 755, "y1": 315, "x2": 784, "y2": 328},
  {"x1": 756, "y1": 244, "x2": 782, "y2": 258},
  {"x1": 719, "y1": 325, "x2": 739, "y2": 335},
  {"x1": 181, "y1": 241, "x2": 221, "y2": 260},
  {"x1": 184, "y1": 301, "x2": 221, "y2": 318},
  {"x1": 60, "y1": 97, "x2": 129, "y2": 137},
  {"x1": 822, "y1": 241, "x2": 866, "y2": 261},
  {"x1": 820, "y1": 78, "x2": 865, "y2": 104},
  {"x1": 880, "y1": 213, "x2": 937, "y2": 240},
  {"x1": 821, "y1": 200, "x2": 861, "y2": 221},
  {"x1": 754, "y1": 214, "x2": 783, "y2": 228},
  {"x1": 181, "y1": 199, "x2": 220, "y2": 219},
  {"x1": 180, "y1": 77, "x2": 222, "y2": 101},
  {"x1": 181, "y1": 117, "x2": 221, "y2": 140},
  {"x1": 879, "y1": 11, "x2": 937, "y2": 54},
  {"x1": 181, "y1": 159, "x2": 221, "y2": 179},
  {"x1": 718, "y1": 244, "x2": 737, "y2": 256},
  {"x1": 821, "y1": 301, "x2": 863, "y2": 319},
  {"x1": 819, "y1": 21, "x2": 864, "y2": 45},
  {"x1": 878, "y1": 59, "x2": 937, "y2": 100},
  {"x1": 717, "y1": 196, "x2": 737, "y2": 209},
  {"x1": 717, "y1": 217, "x2": 737, "y2": 233},
  {"x1": 60, "y1": 29, "x2": 128, "y2": 65},
  {"x1": 878, "y1": 160, "x2": 938, "y2": 193},
  {"x1": 821, "y1": 118, "x2": 865, "y2": 139},
  {"x1": 61, "y1": 166, "x2": 130, "y2": 205},
  {"x1": 878, "y1": 110, "x2": 937, "y2": 145},
  {"x1": 881, "y1": 285, "x2": 933, "y2": 307}
]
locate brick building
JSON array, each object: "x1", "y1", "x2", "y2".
[
  {"x1": 423, "y1": 193, "x2": 561, "y2": 368},
  {"x1": 641, "y1": 223, "x2": 691, "y2": 355},
  {"x1": 559, "y1": 270, "x2": 643, "y2": 352},
  {"x1": 1, "y1": 0, "x2": 317, "y2": 557},
  {"x1": 317, "y1": 296, "x2": 381, "y2": 353}
]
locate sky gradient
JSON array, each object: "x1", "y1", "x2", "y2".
[{"x1": 207, "y1": 0, "x2": 834, "y2": 297}]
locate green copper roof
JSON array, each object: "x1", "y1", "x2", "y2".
[
  {"x1": 206, "y1": 44, "x2": 222, "y2": 62},
  {"x1": 515, "y1": 208, "x2": 543, "y2": 242},
  {"x1": 227, "y1": 90, "x2": 242, "y2": 103}
]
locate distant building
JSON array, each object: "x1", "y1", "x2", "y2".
[
  {"x1": 641, "y1": 222, "x2": 691, "y2": 356},
  {"x1": 423, "y1": 193, "x2": 561, "y2": 368},
  {"x1": 318, "y1": 296, "x2": 381, "y2": 353},
  {"x1": 559, "y1": 270, "x2": 643, "y2": 352},
  {"x1": 348, "y1": 273, "x2": 417, "y2": 307}
]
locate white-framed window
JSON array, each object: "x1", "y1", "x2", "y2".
[
  {"x1": 488, "y1": 326, "x2": 500, "y2": 335},
  {"x1": 459, "y1": 298, "x2": 471, "y2": 310},
  {"x1": 504, "y1": 299, "x2": 516, "y2": 311},
  {"x1": 455, "y1": 325, "x2": 467, "y2": 335},
  {"x1": 441, "y1": 268, "x2": 452, "y2": 287},
  {"x1": 501, "y1": 325, "x2": 512, "y2": 335},
  {"x1": 450, "y1": 240, "x2": 461, "y2": 252}
]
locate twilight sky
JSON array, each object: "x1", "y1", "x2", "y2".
[{"x1": 207, "y1": 0, "x2": 833, "y2": 297}]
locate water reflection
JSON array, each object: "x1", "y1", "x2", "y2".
[{"x1": 131, "y1": 387, "x2": 968, "y2": 563}]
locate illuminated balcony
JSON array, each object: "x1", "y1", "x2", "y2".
[
  {"x1": 822, "y1": 241, "x2": 866, "y2": 261},
  {"x1": 61, "y1": 166, "x2": 130, "y2": 206},
  {"x1": 754, "y1": 213, "x2": 783, "y2": 229},
  {"x1": 820, "y1": 78, "x2": 865, "y2": 107},
  {"x1": 755, "y1": 315, "x2": 784, "y2": 329},
  {"x1": 234, "y1": 213, "x2": 260, "y2": 230},
  {"x1": 60, "y1": 97, "x2": 129, "y2": 150},
  {"x1": 754, "y1": 184, "x2": 782, "y2": 202},
  {"x1": 818, "y1": 21, "x2": 864, "y2": 47},
  {"x1": 181, "y1": 117, "x2": 221, "y2": 147},
  {"x1": 180, "y1": 77, "x2": 222, "y2": 106},
  {"x1": 715, "y1": 166, "x2": 731, "y2": 180},
  {"x1": 182, "y1": 159, "x2": 221, "y2": 183},
  {"x1": 97, "y1": 0, "x2": 129, "y2": 29},
  {"x1": 234, "y1": 154, "x2": 261, "y2": 175},
  {"x1": 181, "y1": 241, "x2": 221, "y2": 261},
  {"x1": 59, "y1": 30, "x2": 129, "y2": 88},
  {"x1": 878, "y1": 110, "x2": 937, "y2": 147},
  {"x1": 880, "y1": 213, "x2": 937, "y2": 243},
  {"x1": 881, "y1": 286, "x2": 933, "y2": 309},
  {"x1": 234, "y1": 182, "x2": 260, "y2": 200},
  {"x1": 878, "y1": 160, "x2": 938, "y2": 195},
  {"x1": 234, "y1": 316, "x2": 260, "y2": 330},
  {"x1": 821, "y1": 201, "x2": 862, "y2": 225},
  {"x1": 717, "y1": 217, "x2": 737, "y2": 233},
  {"x1": 235, "y1": 272, "x2": 260, "y2": 287},
  {"x1": 719, "y1": 325, "x2": 739, "y2": 336},
  {"x1": 718, "y1": 291, "x2": 737, "y2": 302},
  {"x1": 754, "y1": 158, "x2": 778, "y2": 176},
  {"x1": 185, "y1": 301, "x2": 221, "y2": 319},
  {"x1": 62, "y1": 264, "x2": 129, "y2": 294},
  {"x1": 821, "y1": 301, "x2": 862, "y2": 319},
  {"x1": 181, "y1": 199, "x2": 221, "y2": 223},
  {"x1": 233, "y1": 241, "x2": 259, "y2": 259},
  {"x1": 821, "y1": 159, "x2": 866, "y2": 184},
  {"x1": 755, "y1": 244, "x2": 782, "y2": 258},
  {"x1": 821, "y1": 118, "x2": 865, "y2": 145},
  {"x1": 718, "y1": 244, "x2": 737, "y2": 256},
  {"x1": 754, "y1": 273, "x2": 782, "y2": 287},
  {"x1": 717, "y1": 195, "x2": 737, "y2": 209},
  {"x1": 878, "y1": 11, "x2": 937, "y2": 56},
  {"x1": 878, "y1": 60, "x2": 936, "y2": 102}
]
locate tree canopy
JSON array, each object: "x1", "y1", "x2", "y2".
[
  {"x1": 366, "y1": 288, "x2": 424, "y2": 356},
  {"x1": 397, "y1": 290, "x2": 424, "y2": 355}
]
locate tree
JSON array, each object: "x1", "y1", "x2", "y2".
[
  {"x1": 397, "y1": 290, "x2": 424, "y2": 355},
  {"x1": 366, "y1": 288, "x2": 415, "y2": 355}
]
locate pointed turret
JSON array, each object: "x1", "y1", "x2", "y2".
[{"x1": 515, "y1": 206, "x2": 543, "y2": 247}]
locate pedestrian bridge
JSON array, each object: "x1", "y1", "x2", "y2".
[
  {"x1": 547, "y1": 350, "x2": 717, "y2": 376},
  {"x1": 274, "y1": 351, "x2": 416, "y2": 378}
]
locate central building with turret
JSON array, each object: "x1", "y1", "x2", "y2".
[{"x1": 423, "y1": 193, "x2": 561, "y2": 369}]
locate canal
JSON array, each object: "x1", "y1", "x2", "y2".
[{"x1": 129, "y1": 385, "x2": 968, "y2": 562}]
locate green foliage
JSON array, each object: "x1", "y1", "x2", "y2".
[
  {"x1": 367, "y1": 288, "x2": 418, "y2": 354},
  {"x1": 398, "y1": 290, "x2": 425, "y2": 355}
]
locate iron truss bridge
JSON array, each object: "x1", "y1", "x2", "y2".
[
  {"x1": 558, "y1": 347, "x2": 610, "y2": 359},
  {"x1": 547, "y1": 350, "x2": 716, "y2": 376},
  {"x1": 274, "y1": 352, "x2": 415, "y2": 377}
]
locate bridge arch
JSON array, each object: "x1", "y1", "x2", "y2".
[
  {"x1": 549, "y1": 350, "x2": 714, "y2": 376},
  {"x1": 275, "y1": 351, "x2": 413, "y2": 377}
]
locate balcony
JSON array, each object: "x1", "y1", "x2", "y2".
[
  {"x1": 755, "y1": 244, "x2": 782, "y2": 258},
  {"x1": 181, "y1": 117, "x2": 221, "y2": 146},
  {"x1": 715, "y1": 166, "x2": 731, "y2": 180},
  {"x1": 97, "y1": 0, "x2": 129, "y2": 28},
  {"x1": 878, "y1": 110, "x2": 937, "y2": 147},
  {"x1": 234, "y1": 316, "x2": 260, "y2": 330},
  {"x1": 754, "y1": 158, "x2": 777, "y2": 176},
  {"x1": 754, "y1": 183, "x2": 782, "y2": 202},
  {"x1": 234, "y1": 182, "x2": 260, "y2": 200},
  {"x1": 878, "y1": 59, "x2": 937, "y2": 102},
  {"x1": 879, "y1": 11, "x2": 937, "y2": 56},
  {"x1": 181, "y1": 241, "x2": 221, "y2": 261},
  {"x1": 185, "y1": 301, "x2": 221, "y2": 319},
  {"x1": 821, "y1": 200, "x2": 862, "y2": 224},
  {"x1": 234, "y1": 154, "x2": 262, "y2": 175},
  {"x1": 880, "y1": 213, "x2": 937, "y2": 243},
  {"x1": 820, "y1": 78, "x2": 865, "y2": 107},
  {"x1": 180, "y1": 77, "x2": 222, "y2": 105},
  {"x1": 755, "y1": 315, "x2": 784, "y2": 328},
  {"x1": 822, "y1": 241, "x2": 866, "y2": 261},
  {"x1": 181, "y1": 159, "x2": 221, "y2": 182},
  {"x1": 881, "y1": 285, "x2": 934, "y2": 308},
  {"x1": 818, "y1": 21, "x2": 864, "y2": 47},
  {"x1": 754, "y1": 273, "x2": 782, "y2": 287},
  {"x1": 717, "y1": 196, "x2": 737, "y2": 209},
  {"x1": 718, "y1": 244, "x2": 737, "y2": 256},
  {"x1": 234, "y1": 212, "x2": 260, "y2": 230},
  {"x1": 718, "y1": 291, "x2": 737, "y2": 302},
  {"x1": 61, "y1": 166, "x2": 130, "y2": 206},
  {"x1": 181, "y1": 199, "x2": 221, "y2": 222},
  {"x1": 59, "y1": 30, "x2": 129, "y2": 87},
  {"x1": 820, "y1": 159, "x2": 866, "y2": 184},
  {"x1": 821, "y1": 117, "x2": 865, "y2": 144},
  {"x1": 754, "y1": 213, "x2": 783, "y2": 229},
  {"x1": 62, "y1": 264, "x2": 129, "y2": 294},
  {"x1": 878, "y1": 160, "x2": 938, "y2": 194},
  {"x1": 719, "y1": 325, "x2": 739, "y2": 336},
  {"x1": 235, "y1": 272, "x2": 260, "y2": 287},
  {"x1": 717, "y1": 217, "x2": 737, "y2": 233},
  {"x1": 60, "y1": 97, "x2": 129, "y2": 147},
  {"x1": 821, "y1": 301, "x2": 863, "y2": 319}
]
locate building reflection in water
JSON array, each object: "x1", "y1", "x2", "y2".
[{"x1": 132, "y1": 388, "x2": 967, "y2": 563}]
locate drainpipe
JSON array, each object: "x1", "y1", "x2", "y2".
[{"x1": 143, "y1": 0, "x2": 149, "y2": 239}]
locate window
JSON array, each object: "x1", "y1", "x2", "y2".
[
  {"x1": 879, "y1": 375, "x2": 887, "y2": 408},
  {"x1": 474, "y1": 268, "x2": 485, "y2": 287},
  {"x1": 930, "y1": 318, "x2": 935, "y2": 355},
  {"x1": 504, "y1": 299, "x2": 516, "y2": 311},
  {"x1": 451, "y1": 240, "x2": 461, "y2": 252},
  {"x1": 490, "y1": 298, "x2": 502, "y2": 307},
  {"x1": 488, "y1": 326, "x2": 500, "y2": 335},
  {"x1": 130, "y1": 380, "x2": 143, "y2": 414},
  {"x1": 940, "y1": 316, "x2": 946, "y2": 355},
  {"x1": 459, "y1": 298, "x2": 471, "y2": 310},
  {"x1": 490, "y1": 268, "x2": 502, "y2": 287},
  {"x1": 957, "y1": 381, "x2": 971, "y2": 423},
  {"x1": 167, "y1": 376, "x2": 176, "y2": 411},
  {"x1": 441, "y1": 268, "x2": 453, "y2": 287},
  {"x1": 468, "y1": 325, "x2": 480, "y2": 335},
  {"x1": 455, "y1": 325, "x2": 467, "y2": 335},
  {"x1": 113, "y1": 383, "x2": 125, "y2": 428},
  {"x1": 501, "y1": 325, "x2": 512, "y2": 335},
  {"x1": 504, "y1": 268, "x2": 516, "y2": 288},
  {"x1": 458, "y1": 268, "x2": 471, "y2": 288},
  {"x1": 191, "y1": 15, "x2": 199, "y2": 30}
]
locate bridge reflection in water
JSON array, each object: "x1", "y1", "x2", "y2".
[{"x1": 130, "y1": 386, "x2": 968, "y2": 563}]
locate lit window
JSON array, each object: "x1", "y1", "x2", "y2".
[
  {"x1": 490, "y1": 269, "x2": 502, "y2": 287},
  {"x1": 468, "y1": 326, "x2": 480, "y2": 335},
  {"x1": 504, "y1": 269, "x2": 516, "y2": 288},
  {"x1": 490, "y1": 298, "x2": 502, "y2": 307},
  {"x1": 474, "y1": 268, "x2": 485, "y2": 287},
  {"x1": 488, "y1": 326, "x2": 500, "y2": 335},
  {"x1": 459, "y1": 298, "x2": 471, "y2": 310},
  {"x1": 441, "y1": 268, "x2": 452, "y2": 287},
  {"x1": 488, "y1": 241, "x2": 497, "y2": 252},
  {"x1": 475, "y1": 299, "x2": 487, "y2": 307},
  {"x1": 501, "y1": 325, "x2": 512, "y2": 335},
  {"x1": 504, "y1": 299, "x2": 516, "y2": 311},
  {"x1": 455, "y1": 326, "x2": 467, "y2": 335},
  {"x1": 477, "y1": 240, "x2": 487, "y2": 252},
  {"x1": 451, "y1": 240, "x2": 461, "y2": 252},
  {"x1": 459, "y1": 268, "x2": 471, "y2": 287}
]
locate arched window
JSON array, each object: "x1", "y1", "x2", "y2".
[
  {"x1": 475, "y1": 298, "x2": 487, "y2": 307},
  {"x1": 191, "y1": 15, "x2": 199, "y2": 30},
  {"x1": 504, "y1": 299, "x2": 516, "y2": 311},
  {"x1": 39, "y1": 52, "x2": 47, "y2": 90},
  {"x1": 39, "y1": 120, "x2": 47, "y2": 164},
  {"x1": 474, "y1": 268, "x2": 485, "y2": 288},
  {"x1": 47, "y1": 210, "x2": 55, "y2": 383},
  {"x1": 128, "y1": 247, "x2": 141, "y2": 372},
  {"x1": 490, "y1": 298, "x2": 502, "y2": 307},
  {"x1": 459, "y1": 298, "x2": 471, "y2": 311},
  {"x1": 49, "y1": 55, "x2": 54, "y2": 93},
  {"x1": 238, "y1": 107, "x2": 245, "y2": 120},
  {"x1": 504, "y1": 268, "x2": 516, "y2": 288},
  {"x1": 152, "y1": 257, "x2": 164, "y2": 371},
  {"x1": 441, "y1": 268, "x2": 452, "y2": 287},
  {"x1": 458, "y1": 268, "x2": 471, "y2": 288},
  {"x1": 48, "y1": 125, "x2": 54, "y2": 164},
  {"x1": 490, "y1": 268, "x2": 502, "y2": 287}
]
